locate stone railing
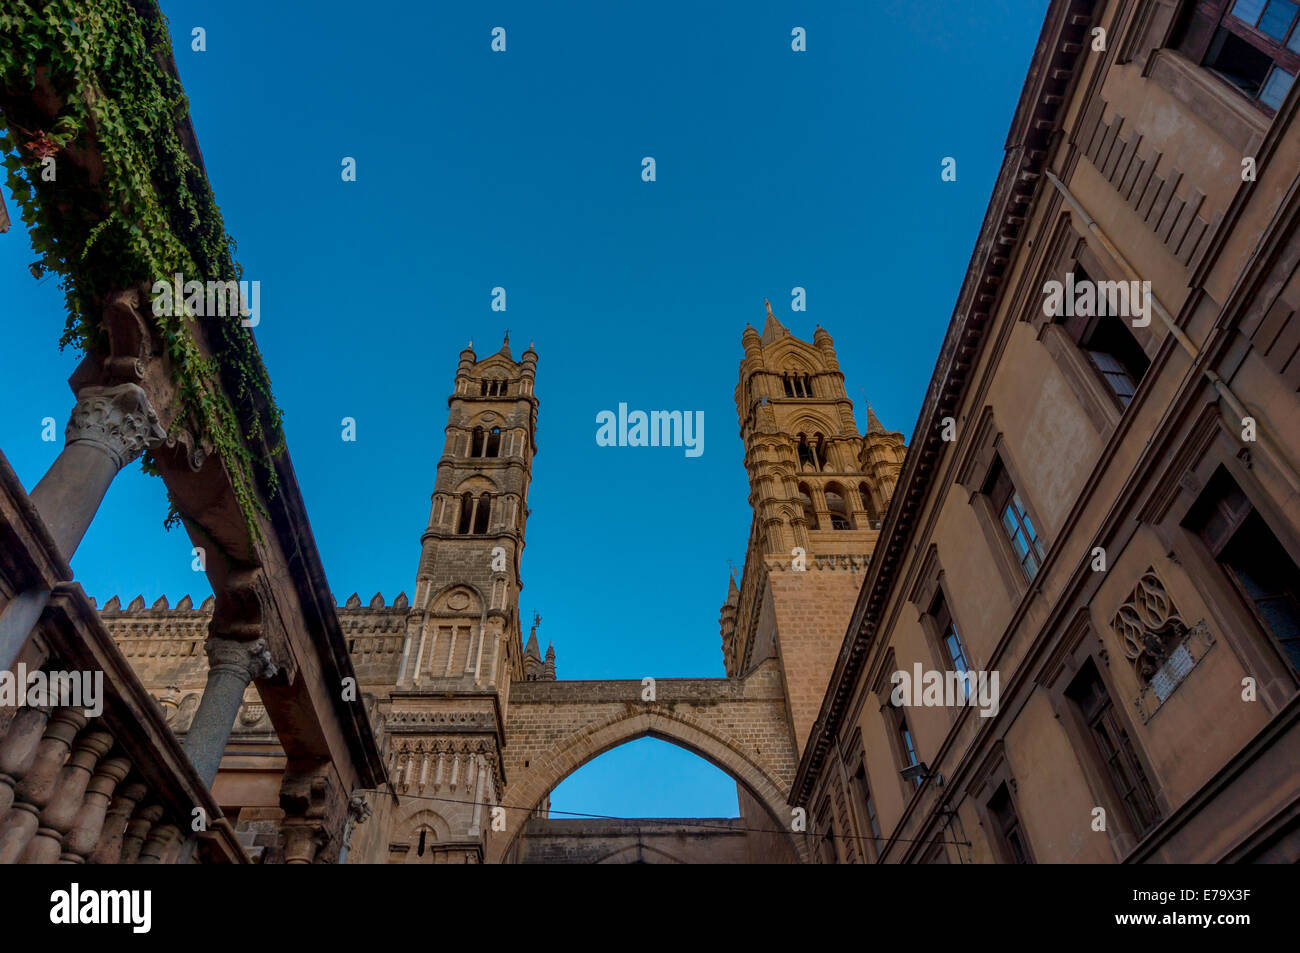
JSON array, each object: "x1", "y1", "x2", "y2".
[{"x1": 0, "y1": 584, "x2": 246, "y2": 864}]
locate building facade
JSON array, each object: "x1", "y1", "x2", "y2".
[{"x1": 793, "y1": 0, "x2": 1300, "y2": 863}]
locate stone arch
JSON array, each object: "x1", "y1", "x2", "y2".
[
  {"x1": 490, "y1": 708, "x2": 805, "y2": 863},
  {"x1": 395, "y1": 806, "x2": 452, "y2": 842},
  {"x1": 389, "y1": 807, "x2": 453, "y2": 864},
  {"x1": 454, "y1": 474, "x2": 499, "y2": 494},
  {"x1": 787, "y1": 412, "x2": 837, "y2": 437},
  {"x1": 427, "y1": 583, "x2": 483, "y2": 616}
]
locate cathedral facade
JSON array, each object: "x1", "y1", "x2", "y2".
[{"x1": 97, "y1": 320, "x2": 901, "y2": 863}]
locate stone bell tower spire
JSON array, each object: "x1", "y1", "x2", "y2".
[
  {"x1": 725, "y1": 302, "x2": 905, "y2": 753},
  {"x1": 401, "y1": 338, "x2": 540, "y2": 691},
  {"x1": 375, "y1": 338, "x2": 543, "y2": 863}
]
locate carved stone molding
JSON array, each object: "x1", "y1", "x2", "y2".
[
  {"x1": 1110, "y1": 568, "x2": 1188, "y2": 682},
  {"x1": 1110, "y1": 567, "x2": 1215, "y2": 722},
  {"x1": 66, "y1": 384, "x2": 165, "y2": 470},
  {"x1": 280, "y1": 766, "x2": 344, "y2": 864},
  {"x1": 205, "y1": 637, "x2": 277, "y2": 683}
]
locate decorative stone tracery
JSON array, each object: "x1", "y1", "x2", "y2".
[{"x1": 1110, "y1": 569, "x2": 1189, "y2": 683}]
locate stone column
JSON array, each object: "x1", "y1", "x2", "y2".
[
  {"x1": 120, "y1": 803, "x2": 163, "y2": 864},
  {"x1": 88, "y1": 779, "x2": 147, "y2": 864},
  {"x1": 137, "y1": 821, "x2": 180, "y2": 864},
  {"x1": 0, "y1": 708, "x2": 85, "y2": 863},
  {"x1": 0, "y1": 706, "x2": 52, "y2": 815},
  {"x1": 0, "y1": 384, "x2": 163, "y2": 671},
  {"x1": 20, "y1": 726, "x2": 114, "y2": 863},
  {"x1": 279, "y1": 765, "x2": 343, "y2": 864},
  {"x1": 183, "y1": 637, "x2": 276, "y2": 788},
  {"x1": 60, "y1": 754, "x2": 131, "y2": 863}
]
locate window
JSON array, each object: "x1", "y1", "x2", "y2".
[
  {"x1": 1186, "y1": 468, "x2": 1300, "y2": 673},
  {"x1": 456, "y1": 492, "x2": 492, "y2": 535},
  {"x1": 1174, "y1": 0, "x2": 1300, "y2": 111},
  {"x1": 469, "y1": 426, "x2": 502, "y2": 458},
  {"x1": 984, "y1": 456, "x2": 1047, "y2": 581},
  {"x1": 858, "y1": 482, "x2": 879, "y2": 526},
  {"x1": 472, "y1": 493, "x2": 491, "y2": 534},
  {"x1": 825, "y1": 485, "x2": 854, "y2": 530},
  {"x1": 930, "y1": 591, "x2": 972, "y2": 698},
  {"x1": 1060, "y1": 266, "x2": 1151, "y2": 408},
  {"x1": 797, "y1": 483, "x2": 819, "y2": 530},
  {"x1": 456, "y1": 492, "x2": 473, "y2": 534},
  {"x1": 782, "y1": 372, "x2": 813, "y2": 398},
  {"x1": 889, "y1": 702, "x2": 922, "y2": 786},
  {"x1": 852, "y1": 763, "x2": 881, "y2": 854},
  {"x1": 1066, "y1": 660, "x2": 1163, "y2": 837},
  {"x1": 988, "y1": 783, "x2": 1032, "y2": 864},
  {"x1": 796, "y1": 433, "x2": 826, "y2": 471},
  {"x1": 816, "y1": 801, "x2": 838, "y2": 863}
]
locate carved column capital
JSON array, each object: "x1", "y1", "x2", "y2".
[
  {"x1": 205, "y1": 637, "x2": 278, "y2": 682},
  {"x1": 66, "y1": 383, "x2": 165, "y2": 470},
  {"x1": 279, "y1": 766, "x2": 346, "y2": 864}
]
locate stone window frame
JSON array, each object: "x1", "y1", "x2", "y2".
[
  {"x1": 1025, "y1": 217, "x2": 1162, "y2": 436},
  {"x1": 1037, "y1": 610, "x2": 1171, "y2": 858},
  {"x1": 1118, "y1": 1, "x2": 1274, "y2": 152},
  {"x1": 842, "y1": 726, "x2": 882, "y2": 862},
  {"x1": 872, "y1": 648, "x2": 927, "y2": 802},
  {"x1": 1141, "y1": 402, "x2": 1300, "y2": 710},
  {"x1": 955, "y1": 407, "x2": 1053, "y2": 600},
  {"x1": 967, "y1": 741, "x2": 1037, "y2": 864},
  {"x1": 814, "y1": 795, "x2": 839, "y2": 864},
  {"x1": 909, "y1": 545, "x2": 981, "y2": 700}
]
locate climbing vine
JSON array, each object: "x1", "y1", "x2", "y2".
[{"x1": 0, "y1": 0, "x2": 282, "y2": 541}]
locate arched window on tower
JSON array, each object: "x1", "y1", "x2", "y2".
[
  {"x1": 798, "y1": 433, "x2": 828, "y2": 471},
  {"x1": 456, "y1": 492, "x2": 474, "y2": 534},
  {"x1": 826, "y1": 484, "x2": 853, "y2": 530},
  {"x1": 798, "y1": 483, "x2": 819, "y2": 531},
  {"x1": 783, "y1": 373, "x2": 794, "y2": 397},
  {"x1": 472, "y1": 493, "x2": 492, "y2": 534},
  {"x1": 859, "y1": 482, "x2": 881, "y2": 529},
  {"x1": 486, "y1": 427, "x2": 502, "y2": 457},
  {"x1": 470, "y1": 427, "x2": 485, "y2": 457},
  {"x1": 797, "y1": 434, "x2": 818, "y2": 472}
]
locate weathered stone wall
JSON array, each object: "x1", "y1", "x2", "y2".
[{"x1": 516, "y1": 817, "x2": 749, "y2": 864}]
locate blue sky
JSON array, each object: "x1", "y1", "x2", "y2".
[{"x1": 0, "y1": 0, "x2": 1046, "y2": 818}]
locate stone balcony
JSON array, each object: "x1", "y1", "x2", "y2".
[{"x1": 0, "y1": 452, "x2": 245, "y2": 864}]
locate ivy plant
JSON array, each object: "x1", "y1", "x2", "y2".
[{"x1": 0, "y1": 0, "x2": 283, "y2": 542}]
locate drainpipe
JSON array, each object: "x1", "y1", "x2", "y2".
[{"x1": 1043, "y1": 170, "x2": 1300, "y2": 496}]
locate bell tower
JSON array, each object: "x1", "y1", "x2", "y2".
[
  {"x1": 402, "y1": 333, "x2": 540, "y2": 690},
  {"x1": 379, "y1": 334, "x2": 543, "y2": 863},
  {"x1": 722, "y1": 301, "x2": 905, "y2": 755}
]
